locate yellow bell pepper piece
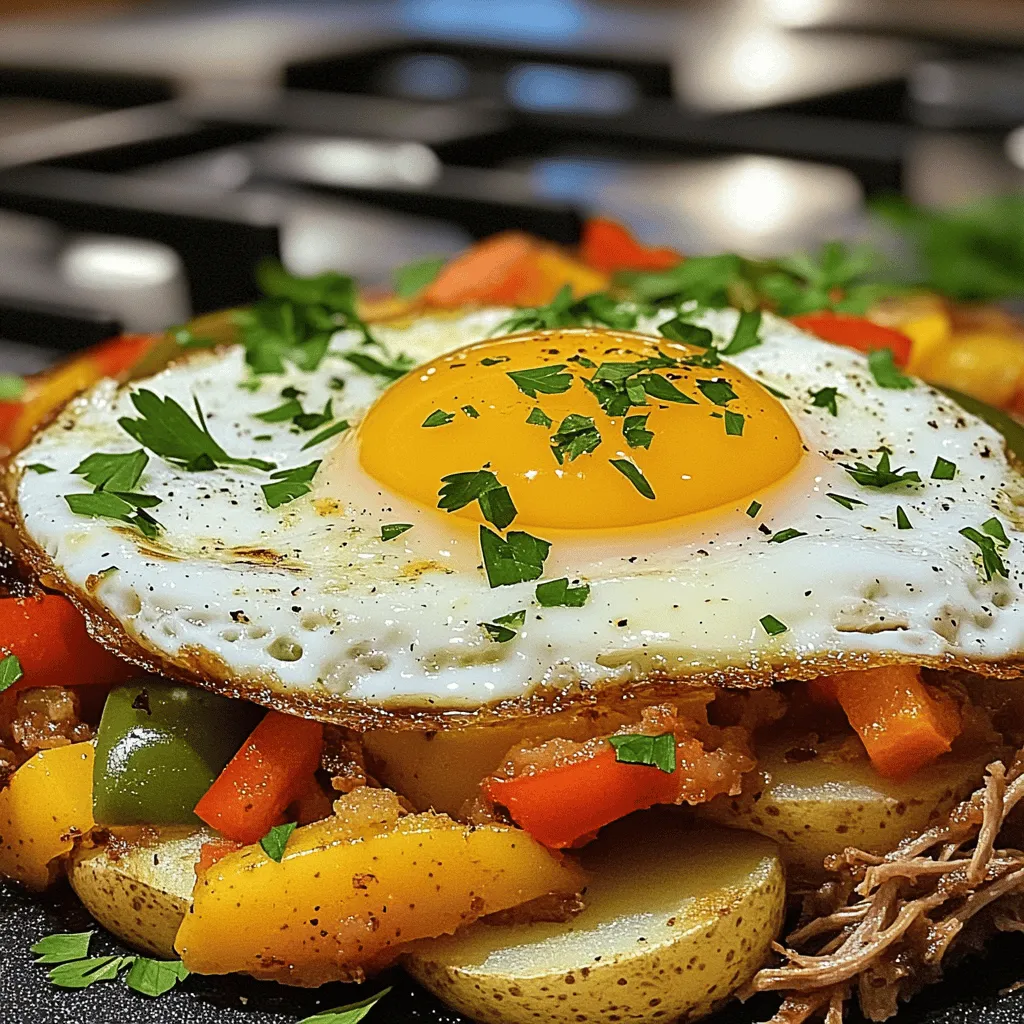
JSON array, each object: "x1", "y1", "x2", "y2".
[
  {"x1": 902, "y1": 310, "x2": 952, "y2": 375},
  {"x1": 0, "y1": 741, "x2": 95, "y2": 890},
  {"x1": 920, "y1": 331, "x2": 1024, "y2": 407},
  {"x1": 7, "y1": 356, "x2": 104, "y2": 453},
  {"x1": 176, "y1": 787, "x2": 585, "y2": 986}
]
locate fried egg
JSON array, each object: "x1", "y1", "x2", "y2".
[{"x1": 11, "y1": 306, "x2": 1024, "y2": 721}]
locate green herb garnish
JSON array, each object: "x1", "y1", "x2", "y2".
[
  {"x1": 826, "y1": 493, "x2": 866, "y2": 509},
  {"x1": 658, "y1": 318, "x2": 714, "y2": 348},
  {"x1": 810, "y1": 386, "x2": 839, "y2": 416},
  {"x1": 961, "y1": 525, "x2": 1009, "y2": 581},
  {"x1": 621, "y1": 253, "x2": 741, "y2": 306},
  {"x1": 526, "y1": 407, "x2": 552, "y2": 427},
  {"x1": 841, "y1": 450, "x2": 921, "y2": 489},
  {"x1": 896, "y1": 506, "x2": 912, "y2": 530},
  {"x1": 296, "y1": 988, "x2": 392, "y2": 1024},
  {"x1": 301, "y1": 418, "x2": 350, "y2": 450},
  {"x1": 868, "y1": 348, "x2": 914, "y2": 390},
  {"x1": 768, "y1": 528, "x2": 806, "y2": 544},
  {"x1": 438, "y1": 469, "x2": 517, "y2": 530},
  {"x1": 343, "y1": 349, "x2": 414, "y2": 382},
  {"x1": 479, "y1": 527, "x2": 550, "y2": 588},
  {"x1": 931, "y1": 456, "x2": 957, "y2": 480},
  {"x1": 760, "y1": 614, "x2": 788, "y2": 636},
  {"x1": 25, "y1": 463, "x2": 54, "y2": 474},
  {"x1": 550, "y1": 414, "x2": 601, "y2": 464},
  {"x1": 983, "y1": 517, "x2": 1010, "y2": 547},
  {"x1": 293, "y1": 399, "x2": 334, "y2": 432},
  {"x1": 696, "y1": 379, "x2": 738, "y2": 406},
  {"x1": 262, "y1": 461, "x2": 321, "y2": 509},
  {"x1": 381, "y1": 523, "x2": 413, "y2": 542},
  {"x1": 724, "y1": 410, "x2": 745, "y2": 436},
  {"x1": 394, "y1": 256, "x2": 445, "y2": 297},
  {"x1": 609, "y1": 458, "x2": 655, "y2": 499},
  {"x1": 0, "y1": 654, "x2": 24, "y2": 694},
  {"x1": 124, "y1": 958, "x2": 190, "y2": 998},
  {"x1": 622, "y1": 413, "x2": 654, "y2": 449},
  {"x1": 31, "y1": 932, "x2": 93, "y2": 964},
  {"x1": 255, "y1": 398, "x2": 303, "y2": 423},
  {"x1": 535, "y1": 578, "x2": 590, "y2": 607},
  {"x1": 608, "y1": 733, "x2": 676, "y2": 773},
  {"x1": 422, "y1": 409, "x2": 455, "y2": 428},
  {"x1": 260, "y1": 822, "x2": 297, "y2": 862},
  {"x1": 462, "y1": 405, "x2": 479, "y2": 419},
  {"x1": 480, "y1": 609, "x2": 526, "y2": 643},
  {"x1": 506, "y1": 364, "x2": 573, "y2": 398},
  {"x1": 746, "y1": 500, "x2": 762, "y2": 517},
  {"x1": 720, "y1": 310, "x2": 762, "y2": 355}
]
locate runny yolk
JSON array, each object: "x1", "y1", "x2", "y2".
[{"x1": 357, "y1": 327, "x2": 803, "y2": 531}]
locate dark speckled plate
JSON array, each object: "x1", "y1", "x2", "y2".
[{"x1": 3, "y1": 876, "x2": 1024, "y2": 1024}]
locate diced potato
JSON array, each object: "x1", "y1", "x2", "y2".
[
  {"x1": 404, "y1": 815, "x2": 784, "y2": 1024},
  {"x1": 699, "y1": 732, "x2": 990, "y2": 882},
  {"x1": 0, "y1": 741, "x2": 94, "y2": 889},
  {"x1": 69, "y1": 827, "x2": 212, "y2": 958},
  {"x1": 175, "y1": 787, "x2": 585, "y2": 986}
]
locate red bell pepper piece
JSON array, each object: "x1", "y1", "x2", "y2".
[
  {"x1": 89, "y1": 334, "x2": 157, "y2": 378},
  {"x1": 789, "y1": 312, "x2": 913, "y2": 367},
  {"x1": 194, "y1": 711, "x2": 324, "y2": 844},
  {"x1": 579, "y1": 217, "x2": 681, "y2": 273},
  {"x1": 0, "y1": 593, "x2": 135, "y2": 690},
  {"x1": 195, "y1": 838, "x2": 244, "y2": 875}
]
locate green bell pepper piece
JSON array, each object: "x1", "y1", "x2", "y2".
[{"x1": 93, "y1": 680, "x2": 263, "y2": 826}]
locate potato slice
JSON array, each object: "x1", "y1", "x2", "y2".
[
  {"x1": 404, "y1": 815, "x2": 784, "y2": 1024},
  {"x1": 175, "y1": 787, "x2": 586, "y2": 986},
  {"x1": 69, "y1": 827, "x2": 211, "y2": 958},
  {"x1": 699, "y1": 733, "x2": 992, "y2": 882}
]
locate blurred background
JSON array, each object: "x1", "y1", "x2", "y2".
[{"x1": 2, "y1": 0, "x2": 1024, "y2": 373}]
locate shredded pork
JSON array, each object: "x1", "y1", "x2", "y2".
[{"x1": 745, "y1": 746, "x2": 1024, "y2": 1022}]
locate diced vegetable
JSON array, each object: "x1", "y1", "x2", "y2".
[
  {"x1": 195, "y1": 838, "x2": 244, "y2": 876},
  {"x1": 93, "y1": 682, "x2": 262, "y2": 826},
  {"x1": 88, "y1": 334, "x2": 157, "y2": 378},
  {"x1": 175, "y1": 787, "x2": 586, "y2": 986},
  {"x1": 579, "y1": 217, "x2": 681, "y2": 273},
  {"x1": 814, "y1": 666, "x2": 961, "y2": 779},
  {"x1": 0, "y1": 593, "x2": 134, "y2": 691},
  {"x1": 789, "y1": 312, "x2": 913, "y2": 367},
  {"x1": 0, "y1": 741, "x2": 95, "y2": 889},
  {"x1": 423, "y1": 232, "x2": 539, "y2": 307},
  {"x1": 917, "y1": 331, "x2": 1024, "y2": 408},
  {"x1": 193, "y1": 710, "x2": 323, "y2": 844}
]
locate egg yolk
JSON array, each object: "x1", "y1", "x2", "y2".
[{"x1": 358, "y1": 328, "x2": 802, "y2": 531}]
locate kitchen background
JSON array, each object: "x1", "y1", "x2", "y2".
[{"x1": 1, "y1": 0, "x2": 1023, "y2": 373}]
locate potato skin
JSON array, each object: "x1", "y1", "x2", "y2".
[
  {"x1": 699, "y1": 733, "x2": 993, "y2": 883},
  {"x1": 404, "y1": 816, "x2": 785, "y2": 1024},
  {"x1": 68, "y1": 827, "x2": 211, "y2": 958}
]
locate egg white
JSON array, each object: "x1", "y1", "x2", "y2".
[{"x1": 12, "y1": 307, "x2": 1024, "y2": 717}]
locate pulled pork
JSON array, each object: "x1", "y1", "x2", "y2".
[{"x1": 745, "y1": 746, "x2": 1024, "y2": 1022}]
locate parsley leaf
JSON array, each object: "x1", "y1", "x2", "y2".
[
  {"x1": 622, "y1": 413, "x2": 653, "y2": 449},
  {"x1": 262, "y1": 461, "x2": 321, "y2": 509},
  {"x1": 841, "y1": 450, "x2": 921, "y2": 489},
  {"x1": 120, "y1": 390, "x2": 275, "y2": 472},
  {"x1": 506, "y1": 364, "x2": 573, "y2": 398},
  {"x1": 26, "y1": 463, "x2": 54, "y2": 474},
  {"x1": 609, "y1": 458, "x2": 655, "y2": 499},
  {"x1": 827, "y1": 493, "x2": 866, "y2": 509},
  {"x1": 480, "y1": 609, "x2": 526, "y2": 643},
  {"x1": 301, "y1": 419, "x2": 350, "y2": 450},
  {"x1": 608, "y1": 733, "x2": 676, "y2": 773},
  {"x1": 462, "y1": 405, "x2": 479, "y2": 419},
  {"x1": 983, "y1": 517, "x2": 1010, "y2": 547},
  {"x1": 637, "y1": 373, "x2": 695, "y2": 404},
  {"x1": 494, "y1": 286, "x2": 639, "y2": 334},
  {"x1": 658, "y1": 318, "x2": 714, "y2": 348},
  {"x1": 343, "y1": 349, "x2": 414, "y2": 382},
  {"x1": 0, "y1": 654, "x2": 23, "y2": 694},
  {"x1": 535, "y1": 578, "x2": 590, "y2": 607},
  {"x1": 868, "y1": 348, "x2": 914, "y2": 390},
  {"x1": 769, "y1": 528, "x2": 806, "y2": 544},
  {"x1": 810, "y1": 386, "x2": 839, "y2": 416},
  {"x1": 296, "y1": 988, "x2": 392, "y2": 1024},
  {"x1": 394, "y1": 256, "x2": 446, "y2": 297},
  {"x1": 696, "y1": 379, "x2": 738, "y2": 406},
  {"x1": 254, "y1": 398, "x2": 303, "y2": 423},
  {"x1": 961, "y1": 525, "x2": 1009, "y2": 581},
  {"x1": 438, "y1": 470, "x2": 517, "y2": 530},
  {"x1": 260, "y1": 822, "x2": 297, "y2": 862},
  {"x1": 720, "y1": 309, "x2": 762, "y2": 355},
  {"x1": 479, "y1": 527, "x2": 550, "y2": 588},
  {"x1": 724, "y1": 410, "x2": 745, "y2": 436},
  {"x1": 931, "y1": 456, "x2": 957, "y2": 480},
  {"x1": 31, "y1": 932, "x2": 93, "y2": 964},
  {"x1": 0, "y1": 374, "x2": 26, "y2": 400},
  {"x1": 621, "y1": 253, "x2": 741, "y2": 306},
  {"x1": 760, "y1": 614, "x2": 788, "y2": 636},
  {"x1": 65, "y1": 492, "x2": 161, "y2": 539},
  {"x1": 124, "y1": 957, "x2": 190, "y2": 998},
  {"x1": 49, "y1": 955, "x2": 134, "y2": 989},
  {"x1": 293, "y1": 399, "x2": 334, "y2": 432},
  {"x1": 550, "y1": 414, "x2": 602, "y2": 464},
  {"x1": 381, "y1": 523, "x2": 413, "y2": 541},
  {"x1": 896, "y1": 505, "x2": 912, "y2": 529},
  {"x1": 72, "y1": 450, "x2": 148, "y2": 492},
  {"x1": 422, "y1": 409, "x2": 455, "y2": 428},
  {"x1": 526, "y1": 407, "x2": 552, "y2": 427},
  {"x1": 746, "y1": 500, "x2": 762, "y2": 517}
]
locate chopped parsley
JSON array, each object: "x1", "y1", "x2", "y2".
[
  {"x1": 609, "y1": 458, "x2": 655, "y2": 499},
  {"x1": 608, "y1": 733, "x2": 676, "y2": 773},
  {"x1": 622, "y1": 413, "x2": 653, "y2": 449},
  {"x1": 720, "y1": 309, "x2": 762, "y2": 355},
  {"x1": 961, "y1": 524, "x2": 1009, "y2": 581},
  {"x1": 506, "y1": 364, "x2": 573, "y2": 398},
  {"x1": 293, "y1": 399, "x2": 335, "y2": 432},
  {"x1": 724, "y1": 410, "x2": 745, "y2": 436},
  {"x1": 31, "y1": 932, "x2": 93, "y2": 964},
  {"x1": 526, "y1": 407, "x2": 552, "y2": 427},
  {"x1": 394, "y1": 256, "x2": 445, "y2": 297},
  {"x1": 301, "y1": 418, "x2": 350, "y2": 450},
  {"x1": 261, "y1": 460, "x2": 321, "y2": 509},
  {"x1": 480, "y1": 609, "x2": 526, "y2": 643},
  {"x1": 810, "y1": 386, "x2": 839, "y2": 416},
  {"x1": 760, "y1": 614, "x2": 788, "y2": 636},
  {"x1": 931, "y1": 456, "x2": 957, "y2": 481},
  {"x1": 65, "y1": 492, "x2": 162, "y2": 539},
  {"x1": 495, "y1": 286, "x2": 640, "y2": 334},
  {"x1": 746, "y1": 500, "x2": 762, "y2": 517},
  {"x1": 0, "y1": 654, "x2": 23, "y2": 694},
  {"x1": 983, "y1": 517, "x2": 1010, "y2": 546},
  {"x1": 462, "y1": 404, "x2": 479, "y2": 419},
  {"x1": 260, "y1": 822, "x2": 297, "y2": 862},
  {"x1": 768, "y1": 528, "x2": 806, "y2": 544},
  {"x1": 343, "y1": 349, "x2": 414, "y2": 382},
  {"x1": 762, "y1": 382, "x2": 790, "y2": 400},
  {"x1": 636, "y1": 373, "x2": 695, "y2": 404},
  {"x1": 119, "y1": 390, "x2": 275, "y2": 472},
  {"x1": 26, "y1": 463, "x2": 54, "y2": 474},
  {"x1": 65, "y1": 449, "x2": 163, "y2": 538},
  {"x1": 868, "y1": 348, "x2": 914, "y2": 390},
  {"x1": 696, "y1": 379, "x2": 738, "y2": 406},
  {"x1": 438, "y1": 469, "x2": 517, "y2": 530},
  {"x1": 479, "y1": 527, "x2": 550, "y2": 588},
  {"x1": 827, "y1": 492, "x2": 866, "y2": 509},
  {"x1": 621, "y1": 252, "x2": 741, "y2": 306},
  {"x1": 422, "y1": 409, "x2": 455, "y2": 428},
  {"x1": 296, "y1": 988, "x2": 392, "y2": 1024},
  {"x1": 550, "y1": 414, "x2": 602, "y2": 464},
  {"x1": 658, "y1": 317, "x2": 714, "y2": 348},
  {"x1": 481, "y1": 356, "x2": 509, "y2": 366},
  {"x1": 535, "y1": 578, "x2": 590, "y2": 607},
  {"x1": 841, "y1": 450, "x2": 921, "y2": 489},
  {"x1": 72, "y1": 450, "x2": 149, "y2": 492},
  {"x1": 254, "y1": 398, "x2": 303, "y2": 423},
  {"x1": 896, "y1": 506, "x2": 913, "y2": 529},
  {"x1": 380, "y1": 523, "x2": 413, "y2": 542}
]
